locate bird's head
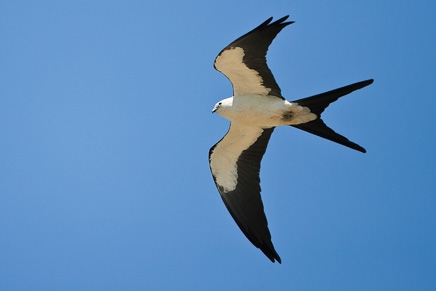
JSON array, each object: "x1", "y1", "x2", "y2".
[{"x1": 212, "y1": 97, "x2": 233, "y2": 116}]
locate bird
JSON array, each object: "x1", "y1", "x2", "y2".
[{"x1": 208, "y1": 15, "x2": 373, "y2": 263}]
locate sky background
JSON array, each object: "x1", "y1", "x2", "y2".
[{"x1": 1, "y1": 0, "x2": 435, "y2": 290}]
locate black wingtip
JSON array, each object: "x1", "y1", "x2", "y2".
[
  {"x1": 260, "y1": 245, "x2": 281, "y2": 263},
  {"x1": 274, "y1": 15, "x2": 290, "y2": 23},
  {"x1": 272, "y1": 15, "x2": 294, "y2": 27},
  {"x1": 259, "y1": 15, "x2": 293, "y2": 30},
  {"x1": 271, "y1": 253, "x2": 282, "y2": 264}
]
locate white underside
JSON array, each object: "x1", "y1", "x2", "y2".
[
  {"x1": 210, "y1": 95, "x2": 317, "y2": 192},
  {"x1": 216, "y1": 94, "x2": 316, "y2": 127}
]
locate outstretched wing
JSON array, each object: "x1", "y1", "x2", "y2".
[
  {"x1": 209, "y1": 124, "x2": 281, "y2": 263},
  {"x1": 214, "y1": 16, "x2": 293, "y2": 98}
]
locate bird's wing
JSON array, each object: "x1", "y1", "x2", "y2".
[
  {"x1": 214, "y1": 16, "x2": 293, "y2": 99},
  {"x1": 209, "y1": 123, "x2": 281, "y2": 263}
]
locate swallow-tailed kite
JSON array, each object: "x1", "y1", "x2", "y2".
[{"x1": 209, "y1": 16, "x2": 373, "y2": 263}]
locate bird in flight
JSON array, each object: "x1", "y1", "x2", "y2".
[{"x1": 208, "y1": 16, "x2": 373, "y2": 263}]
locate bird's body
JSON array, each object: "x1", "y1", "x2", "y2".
[
  {"x1": 209, "y1": 16, "x2": 373, "y2": 263},
  {"x1": 213, "y1": 95, "x2": 316, "y2": 127}
]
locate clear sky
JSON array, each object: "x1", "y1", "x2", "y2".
[{"x1": 1, "y1": 0, "x2": 435, "y2": 290}]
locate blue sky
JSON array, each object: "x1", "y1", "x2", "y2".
[{"x1": 1, "y1": 0, "x2": 435, "y2": 290}]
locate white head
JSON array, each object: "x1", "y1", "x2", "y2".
[{"x1": 212, "y1": 97, "x2": 233, "y2": 118}]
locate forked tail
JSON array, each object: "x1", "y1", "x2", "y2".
[{"x1": 291, "y1": 79, "x2": 373, "y2": 153}]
